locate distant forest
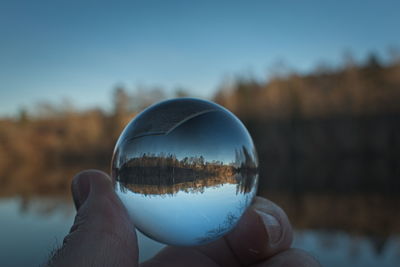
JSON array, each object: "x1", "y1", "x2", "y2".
[{"x1": 0, "y1": 54, "x2": 399, "y2": 196}]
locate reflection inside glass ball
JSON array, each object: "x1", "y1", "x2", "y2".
[{"x1": 111, "y1": 98, "x2": 258, "y2": 246}]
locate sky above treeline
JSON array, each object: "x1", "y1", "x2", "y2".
[{"x1": 1, "y1": 0, "x2": 399, "y2": 116}]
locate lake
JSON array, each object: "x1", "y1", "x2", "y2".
[{"x1": 1, "y1": 194, "x2": 399, "y2": 267}]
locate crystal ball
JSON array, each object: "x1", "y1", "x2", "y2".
[{"x1": 111, "y1": 98, "x2": 258, "y2": 246}]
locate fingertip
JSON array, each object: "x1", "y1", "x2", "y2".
[
  {"x1": 224, "y1": 196, "x2": 293, "y2": 265},
  {"x1": 252, "y1": 196, "x2": 293, "y2": 248},
  {"x1": 71, "y1": 169, "x2": 113, "y2": 210},
  {"x1": 69, "y1": 169, "x2": 135, "y2": 241},
  {"x1": 71, "y1": 170, "x2": 91, "y2": 210},
  {"x1": 58, "y1": 169, "x2": 139, "y2": 267}
]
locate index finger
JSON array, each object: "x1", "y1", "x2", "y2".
[{"x1": 195, "y1": 196, "x2": 293, "y2": 266}]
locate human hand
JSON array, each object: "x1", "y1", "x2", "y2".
[{"x1": 46, "y1": 170, "x2": 320, "y2": 267}]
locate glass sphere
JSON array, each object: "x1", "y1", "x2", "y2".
[{"x1": 111, "y1": 98, "x2": 258, "y2": 246}]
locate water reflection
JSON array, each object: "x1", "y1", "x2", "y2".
[
  {"x1": 0, "y1": 196, "x2": 399, "y2": 267},
  {"x1": 112, "y1": 98, "x2": 259, "y2": 245},
  {"x1": 293, "y1": 230, "x2": 400, "y2": 267}
]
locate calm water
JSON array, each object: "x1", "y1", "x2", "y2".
[{"x1": 1, "y1": 196, "x2": 399, "y2": 267}]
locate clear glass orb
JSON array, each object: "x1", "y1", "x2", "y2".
[{"x1": 111, "y1": 98, "x2": 258, "y2": 246}]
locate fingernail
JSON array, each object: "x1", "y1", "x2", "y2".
[
  {"x1": 254, "y1": 209, "x2": 282, "y2": 245},
  {"x1": 71, "y1": 171, "x2": 92, "y2": 210}
]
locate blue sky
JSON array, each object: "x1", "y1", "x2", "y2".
[{"x1": 1, "y1": 0, "x2": 399, "y2": 116}]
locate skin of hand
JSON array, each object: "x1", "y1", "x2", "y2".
[{"x1": 46, "y1": 170, "x2": 321, "y2": 267}]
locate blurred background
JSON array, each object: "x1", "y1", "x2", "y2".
[{"x1": 1, "y1": 1, "x2": 400, "y2": 266}]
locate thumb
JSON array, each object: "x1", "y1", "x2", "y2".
[{"x1": 47, "y1": 170, "x2": 138, "y2": 267}]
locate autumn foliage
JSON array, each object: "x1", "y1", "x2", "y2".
[{"x1": 0, "y1": 55, "x2": 399, "y2": 197}]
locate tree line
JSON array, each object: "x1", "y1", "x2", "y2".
[{"x1": 0, "y1": 53, "x2": 399, "y2": 196}]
